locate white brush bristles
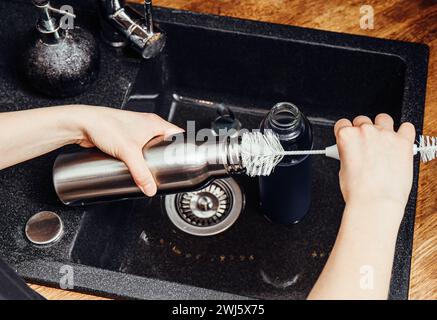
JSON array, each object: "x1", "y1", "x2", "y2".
[
  {"x1": 417, "y1": 135, "x2": 437, "y2": 163},
  {"x1": 240, "y1": 131, "x2": 285, "y2": 177}
]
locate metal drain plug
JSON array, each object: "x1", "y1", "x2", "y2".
[
  {"x1": 164, "y1": 178, "x2": 243, "y2": 236},
  {"x1": 25, "y1": 211, "x2": 64, "y2": 245}
]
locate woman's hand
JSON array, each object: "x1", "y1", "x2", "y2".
[
  {"x1": 309, "y1": 114, "x2": 416, "y2": 300},
  {"x1": 0, "y1": 105, "x2": 182, "y2": 196},
  {"x1": 334, "y1": 113, "x2": 415, "y2": 224},
  {"x1": 71, "y1": 105, "x2": 183, "y2": 196}
]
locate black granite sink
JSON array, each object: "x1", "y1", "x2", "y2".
[
  {"x1": 0, "y1": 0, "x2": 428, "y2": 300},
  {"x1": 69, "y1": 7, "x2": 428, "y2": 299}
]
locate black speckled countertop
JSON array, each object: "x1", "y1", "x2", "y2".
[{"x1": 0, "y1": 0, "x2": 428, "y2": 300}]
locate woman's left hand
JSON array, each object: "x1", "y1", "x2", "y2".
[{"x1": 71, "y1": 105, "x2": 183, "y2": 196}]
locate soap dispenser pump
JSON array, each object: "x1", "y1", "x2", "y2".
[{"x1": 23, "y1": 0, "x2": 100, "y2": 98}]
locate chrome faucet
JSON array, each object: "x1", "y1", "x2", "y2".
[{"x1": 98, "y1": 0, "x2": 166, "y2": 59}]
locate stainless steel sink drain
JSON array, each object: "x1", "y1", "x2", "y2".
[{"x1": 164, "y1": 178, "x2": 244, "y2": 236}]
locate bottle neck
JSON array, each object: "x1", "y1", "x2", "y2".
[
  {"x1": 263, "y1": 102, "x2": 304, "y2": 141},
  {"x1": 262, "y1": 102, "x2": 313, "y2": 165},
  {"x1": 223, "y1": 136, "x2": 244, "y2": 174}
]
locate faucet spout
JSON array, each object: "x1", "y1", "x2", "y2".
[{"x1": 98, "y1": 0, "x2": 166, "y2": 59}]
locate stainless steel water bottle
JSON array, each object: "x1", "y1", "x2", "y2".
[
  {"x1": 53, "y1": 134, "x2": 244, "y2": 206},
  {"x1": 259, "y1": 102, "x2": 313, "y2": 224}
]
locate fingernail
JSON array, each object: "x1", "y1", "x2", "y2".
[{"x1": 141, "y1": 183, "x2": 156, "y2": 197}]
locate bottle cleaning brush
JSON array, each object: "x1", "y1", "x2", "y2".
[
  {"x1": 53, "y1": 131, "x2": 436, "y2": 206},
  {"x1": 240, "y1": 131, "x2": 437, "y2": 177}
]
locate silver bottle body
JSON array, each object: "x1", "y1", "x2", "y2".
[{"x1": 53, "y1": 135, "x2": 243, "y2": 206}]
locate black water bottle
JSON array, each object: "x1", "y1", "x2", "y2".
[{"x1": 259, "y1": 102, "x2": 313, "y2": 224}]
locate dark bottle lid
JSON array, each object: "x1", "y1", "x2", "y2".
[{"x1": 211, "y1": 104, "x2": 242, "y2": 138}]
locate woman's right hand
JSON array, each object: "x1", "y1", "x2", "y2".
[
  {"x1": 309, "y1": 113, "x2": 416, "y2": 300},
  {"x1": 334, "y1": 113, "x2": 415, "y2": 224}
]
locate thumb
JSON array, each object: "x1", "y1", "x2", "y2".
[
  {"x1": 120, "y1": 149, "x2": 157, "y2": 196},
  {"x1": 152, "y1": 116, "x2": 184, "y2": 138},
  {"x1": 164, "y1": 127, "x2": 185, "y2": 139},
  {"x1": 161, "y1": 123, "x2": 184, "y2": 140}
]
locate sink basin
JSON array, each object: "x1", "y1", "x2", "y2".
[
  {"x1": 0, "y1": 1, "x2": 427, "y2": 300},
  {"x1": 71, "y1": 104, "x2": 341, "y2": 299},
  {"x1": 68, "y1": 7, "x2": 428, "y2": 299}
]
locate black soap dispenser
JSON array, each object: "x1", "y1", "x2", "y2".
[{"x1": 23, "y1": 0, "x2": 100, "y2": 98}]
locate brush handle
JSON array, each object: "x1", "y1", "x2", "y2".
[
  {"x1": 324, "y1": 144, "x2": 422, "y2": 161},
  {"x1": 324, "y1": 145, "x2": 340, "y2": 160}
]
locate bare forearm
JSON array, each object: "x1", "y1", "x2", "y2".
[
  {"x1": 308, "y1": 201, "x2": 403, "y2": 300},
  {"x1": 0, "y1": 106, "x2": 83, "y2": 169}
]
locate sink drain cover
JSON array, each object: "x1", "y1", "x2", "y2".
[
  {"x1": 25, "y1": 211, "x2": 64, "y2": 245},
  {"x1": 164, "y1": 178, "x2": 243, "y2": 236}
]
